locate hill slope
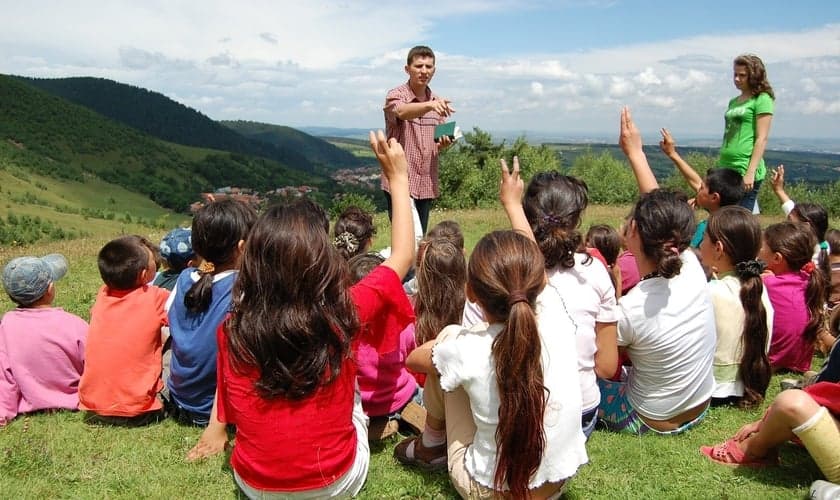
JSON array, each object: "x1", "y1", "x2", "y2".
[
  {"x1": 17, "y1": 76, "x2": 322, "y2": 172},
  {"x1": 222, "y1": 120, "x2": 362, "y2": 169},
  {"x1": 0, "y1": 75, "x2": 329, "y2": 211}
]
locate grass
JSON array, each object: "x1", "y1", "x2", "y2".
[{"x1": 0, "y1": 205, "x2": 823, "y2": 499}]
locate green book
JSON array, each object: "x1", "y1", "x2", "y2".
[{"x1": 434, "y1": 121, "x2": 458, "y2": 142}]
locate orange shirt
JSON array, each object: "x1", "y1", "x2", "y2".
[{"x1": 79, "y1": 284, "x2": 169, "y2": 416}]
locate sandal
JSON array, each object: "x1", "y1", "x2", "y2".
[
  {"x1": 700, "y1": 439, "x2": 779, "y2": 467},
  {"x1": 394, "y1": 435, "x2": 447, "y2": 472}
]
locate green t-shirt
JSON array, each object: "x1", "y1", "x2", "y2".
[{"x1": 717, "y1": 92, "x2": 774, "y2": 181}]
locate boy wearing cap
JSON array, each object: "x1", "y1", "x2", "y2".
[
  {"x1": 153, "y1": 227, "x2": 195, "y2": 291},
  {"x1": 0, "y1": 254, "x2": 87, "y2": 425},
  {"x1": 79, "y1": 235, "x2": 170, "y2": 425}
]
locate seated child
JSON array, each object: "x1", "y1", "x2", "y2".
[
  {"x1": 771, "y1": 165, "x2": 830, "y2": 271},
  {"x1": 348, "y1": 252, "x2": 423, "y2": 440},
  {"x1": 153, "y1": 227, "x2": 195, "y2": 291},
  {"x1": 827, "y1": 229, "x2": 840, "y2": 307},
  {"x1": 659, "y1": 128, "x2": 744, "y2": 249},
  {"x1": 403, "y1": 220, "x2": 465, "y2": 297},
  {"x1": 762, "y1": 221, "x2": 828, "y2": 373},
  {"x1": 586, "y1": 224, "x2": 623, "y2": 300},
  {"x1": 0, "y1": 254, "x2": 87, "y2": 424},
  {"x1": 79, "y1": 235, "x2": 170, "y2": 425},
  {"x1": 333, "y1": 206, "x2": 376, "y2": 261}
]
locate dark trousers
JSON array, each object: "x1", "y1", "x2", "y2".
[
  {"x1": 738, "y1": 179, "x2": 763, "y2": 213},
  {"x1": 383, "y1": 191, "x2": 432, "y2": 237}
]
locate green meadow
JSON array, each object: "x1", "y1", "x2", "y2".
[{"x1": 0, "y1": 205, "x2": 827, "y2": 499}]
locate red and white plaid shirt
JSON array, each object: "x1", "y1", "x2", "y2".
[{"x1": 382, "y1": 82, "x2": 445, "y2": 200}]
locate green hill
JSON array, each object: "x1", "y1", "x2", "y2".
[
  {"x1": 0, "y1": 75, "x2": 329, "y2": 213},
  {"x1": 222, "y1": 121, "x2": 362, "y2": 170},
  {"x1": 16, "y1": 76, "x2": 318, "y2": 172}
]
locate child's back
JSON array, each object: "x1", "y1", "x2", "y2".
[
  {"x1": 0, "y1": 254, "x2": 86, "y2": 423},
  {"x1": 79, "y1": 235, "x2": 169, "y2": 418}
]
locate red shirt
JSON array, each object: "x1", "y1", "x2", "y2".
[
  {"x1": 217, "y1": 265, "x2": 411, "y2": 491},
  {"x1": 79, "y1": 285, "x2": 169, "y2": 416},
  {"x1": 382, "y1": 82, "x2": 445, "y2": 200}
]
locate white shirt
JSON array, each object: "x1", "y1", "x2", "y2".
[
  {"x1": 617, "y1": 251, "x2": 716, "y2": 420},
  {"x1": 436, "y1": 292, "x2": 588, "y2": 490}
]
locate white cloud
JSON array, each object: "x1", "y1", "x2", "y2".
[
  {"x1": 530, "y1": 81, "x2": 544, "y2": 96},
  {"x1": 796, "y1": 97, "x2": 840, "y2": 115}
]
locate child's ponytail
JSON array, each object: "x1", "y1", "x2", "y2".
[
  {"x1": 631, "y1": 189, "x2": 694, "y2": 279},
  {"x1": 468, "y1": 231, "x2": 547, "y2": 498},
  {"x1": 523, "y1": 172, "x2": 589, "y2": 269}
]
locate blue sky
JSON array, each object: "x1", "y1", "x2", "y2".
[{"x1": 1, "y1": 1, "x2": 838, "y2": 142}]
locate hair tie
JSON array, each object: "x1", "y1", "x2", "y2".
[
  {"x1": 736, "y1": 259, "x2": 765, "y2": 278},
  {"x1": 801, "y1": 261, "x2": 816, "y2": 275},
  {"x1": 820, "y1": 241, "x2": 829, "y2": 251},
  {"x1": 670, "y1": 246, "x2": 680, "y2": 255},
  {"x1": 333, "y1": 232, "x2": 359, "y2": 253},
  {"x1": 542, "y1": 214, "x2": 562, "y2": 226},
  {"x1": 198, "y1": 260, "x2": 215, "y2": 274},
  {"x1": 508, "y1": 291, "x2": 529, "y2": 307}
]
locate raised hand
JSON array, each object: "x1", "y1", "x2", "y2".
[
  {"x1": 619, "y1": 106, "x2": 643, "y2": 158},
  {"x1": 499, "y1": 156, "x2": 523, "y2": 209},
  {"x1": 659, "y1": 128, "x2": 677, "y2": 157},
  {"x1": 369, "y1": 130, "x2": 408, "y2": 182},
  {"x1": 771, "y1": 164, "x2": 785, "y2": 192}
]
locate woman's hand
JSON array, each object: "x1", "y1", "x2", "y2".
[{"x1": 743, "y1": 170, "x2": 756, "y2": 193}]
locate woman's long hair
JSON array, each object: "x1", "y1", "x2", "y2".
[
  {"x1": 630, "y1": 189, "x2": 695, "y2": 278},
  {"x1": 414, "y1": 238, "x2": 466, "y2": 344},
  {"x1": 734, "y1": 54, "x2": 774, "y2": 99},
  {"x1": 468, "y1": 231, "x2": 547, "y2": 497},
  {"x1": 523, "y1": 172, "x2": 590, "y2": 269},
  {"x1": 185, "y1": 199, "x2": 256, "y2": 313},
  {"x1": 706, "y1": 206, "x2": 770, "y2": 408},
  {"x1": 226, "y1": 200, "x2": 358, "y2": 400},
  {"x1": 764, "y1": 222, "x2": 827, "y2": 343}
]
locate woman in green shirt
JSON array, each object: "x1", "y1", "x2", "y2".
[{"x1": 718, "y1": 54, "x2": 775, "y2": 213}]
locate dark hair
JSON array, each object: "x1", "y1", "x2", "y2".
[
  {"x1": 468, "y1": 231, "x2": 547, "y2": 498},
  {"x1": 523, "y1": 172, "x2": 590, "y2": 269},
  {"x1": 185, "y1": 199, "x2": 257, "y2": 314},
  {"x1": 791, "y1": 202, "x2": 830, "y2": 295},
  {"x1": 734, "y1": 54, "x2": 774, "y2": 99},
  {"x1": 407, "y1": 45, "x2": 435, "y2": 65},
  {"x1": 134, "y1": 235, "x2": 161, "y2": 271},
  {"x1": 586, "y1": 224, "x2": 621, "y2": 266},
  {"x1": 414, "y1": 238, "x2": 467, "y2": 345},
  {"x1": 631, "y1": 189, "x2": 695, "y2": 278},
  {"x1": 427, "y1": 220, "x2": 464, "y2": 251},
  {"x1": 706, "y1": 206, "x2": 770, "y2": 408},
  {"x1": 98, "y1": 235, "x2": 151, "y2": 290},
  {"x1": 764, "y1": 221, "x2": 827, "y2": 343},
  {"x1": 333, "y1": 206, "x2": 375, "y2": 261},
  {"x1": 827, "y1": 229, "x2": 840, "y2": 256},
  {"x1": 227, "y1": 200, "x2": 358, "y2": 400},
  {"x1": 347, "y1": 252, "x2": 385, "y2": 284},
  {"x1": 705, "y1": 168, "x2": 744, "y2": 207}
]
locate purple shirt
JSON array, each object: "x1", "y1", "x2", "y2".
[
  {"x1": 0, "y1": 307, "x2": 87, "y2": 423},
  {"x1": 764, "y1": 272, "x2": 813, "y2": 372}
]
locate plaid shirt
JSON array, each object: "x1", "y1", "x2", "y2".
[{"x1": 382, "y1": 82, "x2": 445, "y2": 200}]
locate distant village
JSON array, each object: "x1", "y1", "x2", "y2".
[{"x1": 189, "y1": 166, "x2": 381, "y2": 213}]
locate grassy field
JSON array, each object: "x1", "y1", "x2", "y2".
[{"x1": 0, "y1": 205, "x2": 826, "y2": 499}]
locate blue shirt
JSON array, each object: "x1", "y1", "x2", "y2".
[{"x1": 691, "y1": 219, "x2": 708, "y2": 249}]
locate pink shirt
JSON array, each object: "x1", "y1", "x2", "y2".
[
  {"x1": 617, "y1": 250, "x2": 640, "y2": 295},
  {"x1": 764, "y1": 271, "x2": 813, "y2": 372},
  {"x1": 0, "y1": 307, "x2": 87, "y2": 423},
  {"x1": 356, "y1": 323, "x2": 417, "y2": 416},
  {"x1": 382, "y1": 82, "x2": 445, "y2": 200}
]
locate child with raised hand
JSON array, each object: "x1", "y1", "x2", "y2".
[
  {"x1": 153, "y1": 227, "x2": 195, "y2": 291},
  {"x1": 79, "y1": 235, "x2": 170, "y2": 425},
  {"x1": 599, "y1": 107, "x2": 716, "y2": 434},
  {"x1": 700, "y1": 206, "x2": 774, "y2": 407},
  {"x1": 761, "y1": 221, "x2": 828, "y2": 373},
  {"x1": 659, "y1": 128, "x2": 745, "y2": 247},
  {"x1": 193, "y1": 131, "x2": 415, "y2": 497},
  {"x1": 333, "y1": 206, "x2": 376, "y2": 261},
  {"x1": 164, "y1": 199, "x2": 256, "y2": 427},
  {"x1": 401, "y1": 228, "x2": 587, "y2": 498},
  {"x1": 0, "y1": 254, "x2": 86, "y2": 425}
]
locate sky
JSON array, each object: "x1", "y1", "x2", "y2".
[{"x1": 2, "y1": 1, "x2": 839, "y2": 142}]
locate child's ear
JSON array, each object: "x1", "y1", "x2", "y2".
[
  {"x1": 709, "y1": 192, "x2": 721, "y2": 206},
  {"x1": 237, "y1": 240, "x2": 245, "y2": 253},
  {"x1": 138, "y1": 268, "x2": 149, "y2": 286}
]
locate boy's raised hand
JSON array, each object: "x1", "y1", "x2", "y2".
[
  {"x1": 619, "y1": 106, "x2": 643, "y2": 158},
  {"x1": 771, "y1": 164, "x2": 785, "y2": 192},
  {"x1": 369, "y1": 130, "x2": 408, "y2": 182},
  {"x1": 659, "y1": 128, "x2": 677, "y2": 157}
]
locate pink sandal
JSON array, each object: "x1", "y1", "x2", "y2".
[{"x1": 700, "y1": 439, "x2": 779, "y2": 467}]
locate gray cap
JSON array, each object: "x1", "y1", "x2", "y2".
[{"x1": 2, "y1": 254, "x2": 68, "y2": 305}]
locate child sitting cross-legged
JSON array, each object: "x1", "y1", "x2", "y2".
[
  {"x1": 79, "y1": 235, "x2": 170, "y2": 425},
  {"x1": 0, "y1": 254, "x2": 87, "y2": 425}
]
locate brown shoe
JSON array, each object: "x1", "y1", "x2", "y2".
[
  {"x1": 368, "y1": 417, "x2": 399, "y2": 441},
  {"x1": 394, "y1": 435, "x2": 447, "y2": 471}
]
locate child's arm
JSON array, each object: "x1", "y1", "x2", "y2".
[
  {"x1": 659, "y1": 128, "x2": 702, "y2": 193},
  {"x1": 406, "y1": 339, "x2": 436, "y2": 374},
  {"x1": 499, "y1": 156, "x2": 535, "y2": 242},
  {"x1": 770, "y1": 165, "x2": 794, "y2": 215},
  {"x1": 186, "y1": 389, "x2": 228, "y2": 461},
  {"x1": 619, "y1": 106, "x2": 659, "y2": 194},
  {"x1": 370, "y1": 130, "x2": 415, "y2": 279},
  {"x1": 593, "y1": 322, "x2": 619, "y2": 379}
]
